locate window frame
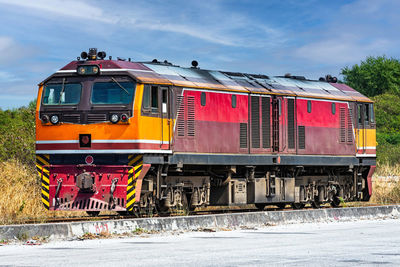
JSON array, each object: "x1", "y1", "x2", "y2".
[
  {"x1": 364, "y1": 103, "x2": 370, "y2": 125},
  {"x1": 90, "y1": 80, "x2": 136, "y2": 105},
  {"x1": 201, "y1": 92, "x2": 206, "y2": 106},
  {"x1": 369, "y1": 103, "x2": 375, "y2": 123},
  {"x1": 142, "y1": 84, "x2": 160, "y2": 114},
  {"x1": 42, "y1": 82, "x2": 83, "y2": 106},
  {"x1": 307, "y1": 100, "x2": 312, "y2": 113},
  {"x1": 232, "y1": 94, "x2": 237, "y2": 108}
]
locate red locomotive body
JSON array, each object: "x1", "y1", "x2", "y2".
[{"x1": 36, "y1": 49, "x2": 376, "y2": 214}]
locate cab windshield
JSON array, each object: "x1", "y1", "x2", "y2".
[
  {"x1": 91, "y1": 81, "x2": 135, "y2": 104},
  {"x1": 42, "y1": 83, "x2": 82, "y2": 105}
]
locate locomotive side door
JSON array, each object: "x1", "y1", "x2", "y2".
[
  {"x1": 272, "y1": 96, "x2": 283, "y2": 152},
  {"x1": 356, "y1": 102, "x2": 373, "y2": 155},
  {"x1": 249, "y1": 95, "x2": 273, "y2": 154},
  {"x1": 160, "y1": 87, "x2": 171, "y2": 150},
  {"x1": 356, "y1": 103, "x2": 365, "y2": 154}
]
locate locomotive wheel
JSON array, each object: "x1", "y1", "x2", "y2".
[
  {"x1": 177, "y1": 193, "x2": 190, "y2": 215},
  {"x1": 276, "y1": 203, "x2": 286, "y2": 209},
  {"x1": 86, "y1": 211, "x2": 100, "y2": 217},
  {"x1": 291, "y1": 203, "x2": 305, "y2": 209},
  {"x1": 311, "y1": 198, "x2": 321, "y2": 209},
  {"x1": 255, "y1": 203, "x2": 266, "y2": 210},
  {"x1": 186, "y1": 193, "x2": 196, "y2": 212},
  {"x1": 330, "y1": 196, "x2": 341, "y2": 208}
]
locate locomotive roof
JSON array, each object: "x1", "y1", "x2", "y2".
[{"x1": 52, "y1": 59, "x2": 371, "y2": 102}]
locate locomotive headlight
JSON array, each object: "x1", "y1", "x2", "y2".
[
  {"x1": 77, "y1": 66, "x2": 86, "y2": 75},
  {"x1": 92, "y1": 66, "x2": 99, "y2": 74},
  {"x1": 50, "y1": 114, "x2": 59, "y2": 124},
  {"x1": 120, "y1": 113, "x2": 128, "y2": 122},
  {"x1": 110, "y1": 114, "x2": 119, "y2": 123},
  {"x1": 77, "y1": 65, "x2": 100, "y2": 75},
  {"x1": 41, "y1": 114, "x2": 49, "y2": 123}
]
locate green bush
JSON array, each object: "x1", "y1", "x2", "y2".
[
  {"x1": 0, "y1": 101, "x2": 36, "y2": 166},
  {"x1": 342, "y1": 56, "x2": 400, "y2": 97}
]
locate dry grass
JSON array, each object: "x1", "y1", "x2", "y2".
[
  {"x1": 1, "y1": 160, "x2": 400, "y2": 225},
  {"x1": 0, "y1": 160, "x2": 85, "y2": 225},
  {"x1": 370, "y1": 163, "x2": 400, "y2": 204}
]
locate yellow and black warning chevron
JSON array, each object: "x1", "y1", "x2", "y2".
[
  {"x1": 126, "y1": 154, "x2": 143, "y2": 211},
  {"x1": 36, "y1": 154, "x2": 50, "y2": 210}
]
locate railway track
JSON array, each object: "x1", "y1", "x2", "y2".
[{"x1": 21, "y1": 202, "x2": 383, "y2": 225}]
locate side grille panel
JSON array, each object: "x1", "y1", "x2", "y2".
[
  {"x1": 340, "y1": 107, "x2": 346, "y2": 143},
  {"x1": 176, "y1": 95, "x2": 185, "y2": 137},
  {"x1": 187, "y1": 96, "x2": 195, "y2": 137},
  {"x1": 261, "y1": 97, "x2": 271, "y2": 148},
  {"x1": 347, "y1": 108, "x2": 353, "y2": 144},
  {"x1": 298, "y1": 126, "x2": 305, "y2": 149},
  {"x1": 240, "y1": 123, "x2": 248, "y2": 148},
  {"x1": 251, "y1": 96, "x2": 260, "y2": 148},
  {"x1": 287, "y1": 99, "x2": 295, "y2": 149}
]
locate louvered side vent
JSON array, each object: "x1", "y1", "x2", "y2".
[
  {"x1": 262, "y1": 97, "x2": 271, "y2": 148},
  {"x1": 87, "y1": 114, "x2": 107, "y2": 124},
  {"x1": 298, "y1": 126, "x2": 305, "y2": 149},
  {"x1": 251, "y1": 96, "x2": 260, "y2": 148},
  {"x1": 63, "y1": 114, "x2": 81, "y2": 123},
  {"x1": 287, "y1": 99, "x2": 295, "y2": 149},
  {"x1": 340, "y1": 107, "x2": 346, "y2": 143},
  {"x1": 347, "y1": 108, "x2": 353, "y2": 144},
  {"x1": 187, "y1": 96, "x2": 195, "y2": 137},
  {"x1": 240, "y1": 123, "x2": 248, "y2": 148},
  {"x1": 176, "y1": 95, "x2": 185, "y2": 137}
]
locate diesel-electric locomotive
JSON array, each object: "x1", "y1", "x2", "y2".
[{"x1": 35, "y1": 48, "x2": 376, "y2": 215}]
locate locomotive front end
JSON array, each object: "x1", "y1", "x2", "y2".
[{"x1": 35, "y1": 49, "x2": 147, "y2": 214}]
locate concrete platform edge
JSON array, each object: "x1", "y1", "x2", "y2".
[{"x1": 1, "y1": 205, "x2": 399, "y2": 240}]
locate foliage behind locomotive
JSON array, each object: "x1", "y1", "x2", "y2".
[{"x1": 35, "y1": 48, "x2": 376, "y2": 214}]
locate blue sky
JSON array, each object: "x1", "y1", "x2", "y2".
[{"x1": 0, "y1": 0, "x2": 399, "y2": 109}]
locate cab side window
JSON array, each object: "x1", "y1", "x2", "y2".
[
  {"x1": 370, "y1": 104, "x2": 375, "y2": 123},
  {"x1": 142, "y1": 85, "x2": 159, "y2": 114},
  {"x1": 364, "y1": 103, "x2": 369, "y2": 125}
]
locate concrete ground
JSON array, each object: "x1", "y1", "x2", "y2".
[{"x1": 1, "y1": 218, "x2": 399, "y2": 266}]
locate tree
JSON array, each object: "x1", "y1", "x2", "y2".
[
  {"x1": 0, "y1": 100, "x2": 36, "y2": 166},
  {"x1": 341, "y1": 56, "x2": 400, "y2": 97}
]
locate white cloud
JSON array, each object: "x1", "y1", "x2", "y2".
[
  {"x1": 0, "y1": 36, "x2": 38, "y2": 65},
  {"x1": 0, "y1": 0, "x2": 114, "y2": 23},
  {"x1": 0, "y1": 0, "x2": 283, "y2": 48},
  {"x1": 294, "y1": 37, "x2": 392, "y2": 64},
  {"x1": 0, "y1": 70, "x2": 21, "y2": 82}
]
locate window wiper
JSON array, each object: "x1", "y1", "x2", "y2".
[
  {"x1": 111, "y1": 77, "x2": 130, "y2": 95},
  {"x1": 57, "y1": 78, "x2": 66, "y2": 104}
]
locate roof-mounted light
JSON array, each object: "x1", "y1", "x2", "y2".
[
  {"x1": 97, "y1": 51, "x2": 106, "y2": 59},
  {"x1": 81, "y1": 51, "x2": 88, "y2": 60},
  {"x1": 88, "y1": 48, "x2": 97, "y2": 60},
  {"x1": 79, "y1": 48, "x2": 107, "y2": 61}
]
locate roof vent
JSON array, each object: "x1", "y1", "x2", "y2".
[{"x1": 325, "y1": 74, "x2": 338, "y2": 83}]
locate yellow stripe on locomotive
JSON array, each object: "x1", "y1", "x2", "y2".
[
  {"x1": 36, "y1": 154, "x2": 50, "y2": 210},
  {"x1": 126, "y1": 154, "x2": 143, "y2": 211}
]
